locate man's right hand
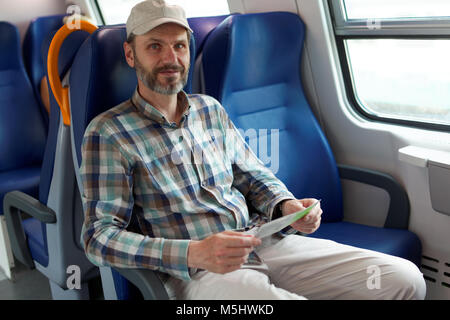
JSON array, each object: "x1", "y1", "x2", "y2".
[{"x1": 187, "y1": 231, "x2": 262, "y2": 274}]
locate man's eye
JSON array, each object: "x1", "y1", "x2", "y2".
[
  {"x1": 149, "y1": 43, "x2": 160, "y2": 50},
  {"x1": 175, "y1": 43, "x2": 186, "y2": 49}
]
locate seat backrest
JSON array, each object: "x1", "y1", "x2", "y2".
[
  {"x1": 23, "y1": 15, "x2": 66, "y2": 120},
  {"x1": 69, "y1": 25, "x2": 195, "y2": 300},
  {"x1": 39, "y1": 30, "x2": 90, "y2": 205},
  {"x1": 0, "y1": 22, "x2": 46, "y2": 174},
  {"x1": 201, "y1": 12, "x2": 343, "y2": 223}
]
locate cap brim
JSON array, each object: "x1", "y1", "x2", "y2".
[{"x1": 132, "y1": 17, "x2": 193, "y2": 35}]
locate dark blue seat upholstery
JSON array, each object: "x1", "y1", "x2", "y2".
[
  {"x1": 201, "y1": 12, "x2": 422, "y2": 266},
  {"x1": 0, "y1": 22, "x2": 46, "y2": 212},
  {"x1": 69, "y1": 25, "x2": 195, "y2": 300},
  {"x1": 22, "y1": 15, "x2": 66, "y2": 123},
  {"x1": 188, "y1": 15, "x2": 230, "y2": 54},
  {"x1": 0, "y1": 21, "x2": 46, "y2": 280},
  {"x1": 187, "y1": 15, "x2": 231, "y2": 94}
]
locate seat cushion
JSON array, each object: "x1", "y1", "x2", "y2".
[
  {"x1": 309, "y1": 221, "x2": 422, "y2": 267},
  {"x1": 22, "y1": 217, "x2": 48, "y2": 267},
  {"x1": 0, "y1": 166, "x2": 41, "y2": 215}
]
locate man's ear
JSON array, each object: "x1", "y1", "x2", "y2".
[{"x1": 123, "y1": 41, "x2": 135, "y2": 68}]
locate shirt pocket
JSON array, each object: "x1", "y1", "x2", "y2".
[{"x1": 197, "y1": 134, "x2": 233, "y2": 188}]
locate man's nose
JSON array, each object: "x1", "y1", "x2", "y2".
[{"x1": 161, "y1": 47, "x2": 177, "y2": 64}]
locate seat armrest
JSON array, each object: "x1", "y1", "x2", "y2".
[
  {"x1": 3, "y1": 190, "x2": 57, "y2": 268},
  {"x1": 337, "y1": 164, "x2": 410, "y2": 229},
  {"x1": 113, "y1": 267, "x2": 170, "y2": 300},
  {"x1": 3, "y1": 191, "x2": 56, "y2": 223}
]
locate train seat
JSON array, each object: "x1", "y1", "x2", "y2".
[
  {"x1": 3, "y1": 25, "x2": 99, "y2": 299},
  {"x1": 0, "y1": 21, "x2": 46, "y2": 279},
  {"x1": 69, "y1": 25, "x2": 195, "y2": 300},
  {"x1": 200, "y1": 12, "x2": 422, "y2": 266}
]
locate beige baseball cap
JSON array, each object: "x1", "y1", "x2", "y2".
[{"x1": 126, "y1": 0, "x2": 193, "y2": 38}]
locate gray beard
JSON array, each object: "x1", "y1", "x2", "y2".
[
  {"x1": 134, "y1": 55, "x2": 188, "y2": 95},
  {"x1": 140, "y1": 72, "x2": 187, "y2": 95}
]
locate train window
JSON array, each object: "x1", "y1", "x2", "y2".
[
  {"x1": 343, "y1": 0, "x2": 450, "y2": 20},
  {"x1": 345, "y1": 39, "x2": 450, "y2": 125},
  {"x1": 95, "y1": 0, "x2": 230, "y2": 25},
  {"x1": 330, "y1": 0, "x2": 450, "y2": 131}
]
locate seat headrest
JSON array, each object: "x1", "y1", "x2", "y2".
[
  {"x1": 202, "y1": 12, "x2": 305, "y2": 102},
  {"x1": 187, "y1": 14, "x2": 230, "y2": 53},
  {"x1": 0, "y1": 22, "x2": 21, "y2": 70},
  {"x1": 22, "y1": 15, "x2": 66, "y2": 96},
  {"x1": 41, "y1": 30, "x2": 91, "y2": 79},
  {"x1": 70, "y1": 25, "x2": 196, "y2": 166}
]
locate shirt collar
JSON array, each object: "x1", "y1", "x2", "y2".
[{"x1": 131, "y1": 88, "x2": 191, "y2": 126}]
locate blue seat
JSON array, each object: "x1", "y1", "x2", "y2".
[
  {"x1": 22, "y1": 15, "x2": 66, "y2": 124},
  {"x1": 0, "y1": 21, "x2": 46, "y2": 279},
  {"x1": 3, "y1": 25, "x2": 99, "y2": 299},
  {"x1": 187, "y1": 15, "x2": 231, "y2": 94},
  {"x1": 69, "y1": 25, "x2": 196, "y2": 300},
  {"x1": 200, "y1": 12, "x2": 422, "y2": 266}
]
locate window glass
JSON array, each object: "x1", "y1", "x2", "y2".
[
  {"x1": 345, "y1": 39, "x2": 450, "y2": 125},
  {"x1": 343, "y1": 0, "x2": 450, "y2": 20},
  {"x1": 96, "y1": 0, "x2": 230, "y2": 25}
]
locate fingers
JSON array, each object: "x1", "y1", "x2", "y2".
[
  {"x1": 293, "y1": 200, "x2": 323, "y2": 234},
  {"x1": 221, "y1": 231, "x2": 262, "y2": 247},
  {"x1": 217, "y1": 246, "x2": 253, "y2": 258},
  {"x1": 206, "y1": 232, "x2": 259, "y2": 274},
  {"x1": 299, "y1": 198, "x2": 317, "y2": 207},
  {"x1": 293, "y1": 215, "x2": 321, "y2": 233}
]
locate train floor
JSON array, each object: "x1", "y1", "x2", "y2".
[{"x1": 0, "y1": 260, "x2": 51, "y2": 299}]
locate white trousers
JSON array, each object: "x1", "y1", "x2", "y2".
[{"x1": 165, "y1": 234, "x2": 426, "y2": 300}]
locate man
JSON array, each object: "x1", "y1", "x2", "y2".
[{"x1": 80, "y1": 0, "x2": 425, "y2": 300}]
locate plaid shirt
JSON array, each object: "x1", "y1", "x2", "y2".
[{"x1": 80, "y1": 89, "x2": 295, "y2": 281}]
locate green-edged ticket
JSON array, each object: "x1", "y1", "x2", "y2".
[{"x1": 245, "y1": 200, "x2": 321, "y2": 239}]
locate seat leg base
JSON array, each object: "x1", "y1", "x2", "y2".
[{"x1": 49, "y1": 280, "x2": 90, "y2": 300}]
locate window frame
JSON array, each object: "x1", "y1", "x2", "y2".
[
  {"x1": 329, "y1": 0, "x2": 450, "y2": 132},
  {"x1": 92, "y1": 0, "x2": 106, "y2": 25}
]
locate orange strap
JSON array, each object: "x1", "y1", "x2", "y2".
[{"x1": 47, "y1": 20, "x2": 97, "y2": 126}]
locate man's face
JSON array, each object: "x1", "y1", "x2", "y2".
[{"x1": 125, "y1": 23, "x2": 190, "y2": 95}]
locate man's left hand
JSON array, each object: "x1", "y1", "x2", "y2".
[{"x1": 281, "y1": 198, "x2": 322, "y2": 234}]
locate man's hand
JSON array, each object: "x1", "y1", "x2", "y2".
[
  {"x1": 281, "y1": 198, "x2": 322, "y2": 234},
  {"x1": 187, "y1": 231, "x2": 261, "y2": 274}
]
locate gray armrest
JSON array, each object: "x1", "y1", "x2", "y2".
[
  {"x1": 3, "y1": 190, "x2": 57, "y2": 268},
  {"x1": 113, "y1": 267, "x2": 170, "y2": 300},
  {"x1": 338, "y1": 164, "x2": 410, "y2": 229}
]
